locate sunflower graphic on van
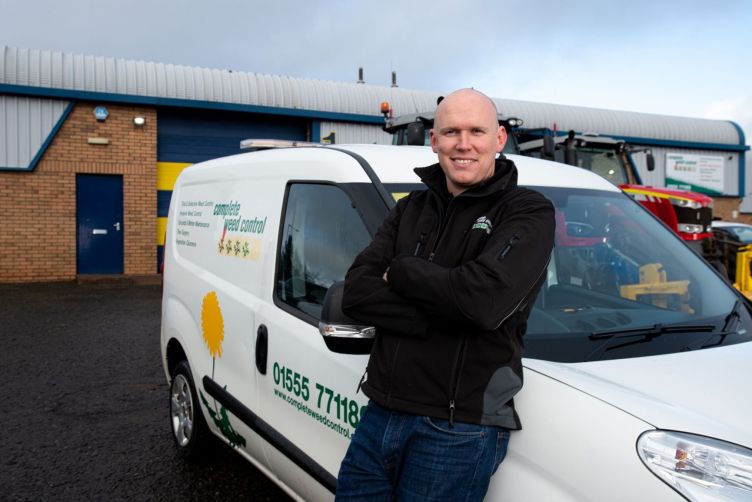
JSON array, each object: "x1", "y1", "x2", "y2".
[
  {"x1": 198, "y1": 291, "x2": 246, "y2": 449},
  {"x1": 201, "y1": 291, "x2": 224, "y2": 358}
]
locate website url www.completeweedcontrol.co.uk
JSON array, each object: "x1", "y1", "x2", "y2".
[{"x1": 273, "y1": 388, "x2": 354, "y2": 439}]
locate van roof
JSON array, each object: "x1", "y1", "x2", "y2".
[
  {"x1": 331, "y1": 145, "x2": 619, "y2": 192},
  {"x1": 178, "y1": 144, "x2": 619, "y2": 193}
]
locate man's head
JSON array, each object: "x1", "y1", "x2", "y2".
[{"x1": 429, "y1": 89, "x2": 507, "y2": 196}]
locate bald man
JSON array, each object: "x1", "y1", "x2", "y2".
[{"x1": 337, "y1": 89, "x2": 555, "y2": 501}]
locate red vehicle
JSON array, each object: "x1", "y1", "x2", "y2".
[
  {"x1": 621, "y1": 185, "x2": 713, "y2": 244},
  {"x1": 516, "y1": 130, "x2": 714, "y2": 254}
]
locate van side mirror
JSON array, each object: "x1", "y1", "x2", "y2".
[
  {"x1": 318, "y1": 281, "x2": 375, "y2": 354},
  {"x1": 646, "y1": 152, "x2": 655, "y2": 172},
  {"x1": 406, "y1": 122, "x2": 426, "y2": 146}
]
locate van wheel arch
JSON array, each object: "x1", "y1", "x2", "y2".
[
  {"x1": 170, "y1": 359, "x2": 212, "y2": 459},
  {"x1": 166, "y1": 338, "x2": 187, "y2": 380}
]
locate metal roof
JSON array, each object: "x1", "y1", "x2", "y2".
[
  {"x1": 0, "y1": 46, "x2": 745, "y2": 147},
  {"x1": 0, "y1": 46, "x2": 436, "y2": 120},
  {"x1": 491, "y1": 99, "x2": 742, "y2": 147}
]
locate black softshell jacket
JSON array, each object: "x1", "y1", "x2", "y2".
[{"x1": 343, "y1": 157, "x2": 555, "y2": 429}]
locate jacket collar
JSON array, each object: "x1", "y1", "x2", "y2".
[{"x1": 414, "y1": 156, "x2": 518, "y2": 199}]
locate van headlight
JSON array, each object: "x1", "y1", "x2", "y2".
[{"x1": 637, "y1": 430, "x2": 752, "y2": 500}]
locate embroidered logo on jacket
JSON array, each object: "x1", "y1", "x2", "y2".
[{"x1": 471, "y1": 216, "x2": 493, "y2": 235}]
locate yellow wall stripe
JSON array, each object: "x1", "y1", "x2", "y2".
[
  {"x1": 157, "y1": 162, "x2": 192, "y2": 191},
  {"x1": 157, "y1": 217, "x2": 168, "y2": 246}
]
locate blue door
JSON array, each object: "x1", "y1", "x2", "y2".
[{"x1": 76, "y1": 174, "x2": 124, "y2": 274}]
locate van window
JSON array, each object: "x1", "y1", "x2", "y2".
[
  {"x1": 276, "y1": 183, "x2": 372, "y2": 320},
  {"x1": 383, "y1": 183, "x2": 752, "y2": 362},
  {"x1": 525, "y1": 187, "x2": 752, "y2": 362}
]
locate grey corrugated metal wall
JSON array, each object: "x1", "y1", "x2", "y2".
[
  {"x1": 492, "y1": 99, "x2": 741, "y2": 145},
  {"x1": 1, "y1": 45, "x2": 747, "y2": 196},
  {"x1": 0, "y1": 46, "x2": 439, "y2": 116},
  {"x1": 0, "y1": 95, "x2": 68, "y2": 169},
  {"x1": 2, "y1": 46, "x2": 740, "y2": 148}
]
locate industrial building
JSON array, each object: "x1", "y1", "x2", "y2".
[{"x1": 0, "y1": 46, "x2": 748, "y2": 282}]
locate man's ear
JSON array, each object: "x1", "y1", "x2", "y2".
[
  {"x1": 496, "y1": 127, "x2": 507, "y2": 153},
  {"x1": 429, "y1": 129, "x2": 439, "y2": 153}
]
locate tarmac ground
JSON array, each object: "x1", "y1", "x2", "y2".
[{"x1": 0, "y1": 281, "x2": 290, "y2": 501}]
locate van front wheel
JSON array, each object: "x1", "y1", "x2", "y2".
[{"x1": 170, "y1": 360, "x2": 210, "y2": 459}]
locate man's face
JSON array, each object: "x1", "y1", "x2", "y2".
[{"x1": 429, "y1": 90, "x2": 507, "y2": 195}]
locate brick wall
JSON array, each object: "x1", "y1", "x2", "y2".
[
  {"x1": 712, "y1": 197, "x2": 752, "y2": 225},
  {"x1": 0, "y1": 103, "x2": 157, "y2": 283}
]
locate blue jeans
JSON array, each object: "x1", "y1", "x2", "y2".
[{"x1": 336, "y1": 401, "x2": 510, "y2": 501}]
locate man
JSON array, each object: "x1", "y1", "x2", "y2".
[{"x1": 336, "y1": 88, "x2": 555, "y2": 501}]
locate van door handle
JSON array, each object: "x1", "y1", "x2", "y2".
[{"x1": 255, "y1": 324, "x2": 268, "y2": 374}]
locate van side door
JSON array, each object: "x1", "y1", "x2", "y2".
[{"x1": 255, "y1": 182, "x2": 375, "y2": 499}]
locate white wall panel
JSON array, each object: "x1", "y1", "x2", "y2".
[
  {"x1": 319, "y1": 121, "x2": 391, "y2": 145},
  {"x1": 630, "y1": 145, "x2": 739, "y2": 195}
]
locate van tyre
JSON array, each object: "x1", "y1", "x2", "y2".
[{"x1": 170, "y1": 360, "x2": 211, "y2": 459}]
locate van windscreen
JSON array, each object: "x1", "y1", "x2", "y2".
[{"x1": 383, "y1": 183, "x2": 752, "y2": 362}]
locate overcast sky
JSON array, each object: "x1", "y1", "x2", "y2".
[{"x1": 3, "y1": 0, "x2": 751, "y2": 141}]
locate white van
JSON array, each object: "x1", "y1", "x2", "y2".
[{"x1": 161, "y1": 144, "x2": 752, "y2": 501}]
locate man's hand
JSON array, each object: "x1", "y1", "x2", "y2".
[{"x1": 382, "y1": 267, "x2": 389, "y2": 283}]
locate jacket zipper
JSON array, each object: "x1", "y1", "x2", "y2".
[
  {"x1": 385, "y1": 339, "x2": 401, "y2": 404},
  {"x1": 447, "y1": 258, "x2": 548, "y2": 426},
  {"x1": 448, "y1": 337, "x2": 467, "y2": 427},
  {"x1": 356, "y1": 370, "x2": 367, "y2": 394},
  {"x1": 493, "y1": 255, "x2": 551, "y2": 330},
  {"x1": 428, "y1": 199, "x2": 455, "y2": 263},
  {"x1": 498, "y1": 234, "x2": 520, "y2": 260},
  {"x1": 414, "y1": 232, "x2": 427, "y2": 256},
  {"x1": 450, "y1": 257, "x2": 550, "y2": 425}
]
